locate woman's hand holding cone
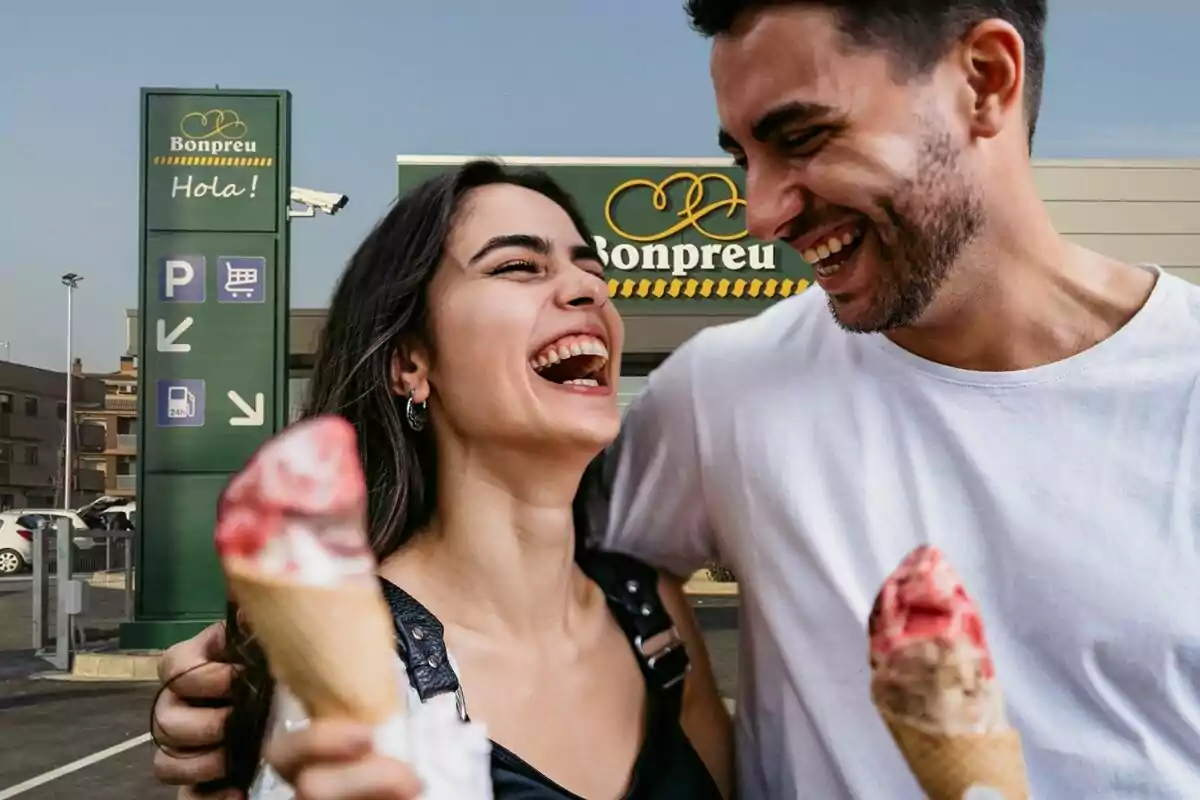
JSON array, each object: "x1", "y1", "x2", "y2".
[{"x1": 264, "y1": 720, "x2": 423, "y2": 800}]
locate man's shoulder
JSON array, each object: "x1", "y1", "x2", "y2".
[
  {"x1": 678, "y1": 285, "x2": 836, "y2": 365},
  {"x1": 635, "y1": 287, "x2": 838, "y2": 412},
  {"x1": 1158, "y1": 269, "x2": 1200, "y2": 325},
  {"x1": 1125, "y1": 268, "x2": 1200, "y2": 362}
]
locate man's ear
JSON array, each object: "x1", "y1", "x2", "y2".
[
  {"x1": 390, "y1": 341, "x2": 431, "y2": 402},
  {"x1": 958, "y1": 19, "x2": 1025, "y2": 142}
]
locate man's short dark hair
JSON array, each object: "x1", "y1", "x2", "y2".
[{"x1": 685, "y1": 0, "x2": 1047, "y2": 147}]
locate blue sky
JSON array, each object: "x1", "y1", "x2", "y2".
[{"x1": 2, "y1": 0, "x2": 1198, "y2": 371}]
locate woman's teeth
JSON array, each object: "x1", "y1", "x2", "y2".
[
  {"x1": 562, "y1": 378, "x2": 599, "y2": 387},
  {"x1": 529, "y1": 335, "x2": 609, "y2": 372},
  {"x1": 804, "y1": 227, "x2": 863, "y2": 277}
]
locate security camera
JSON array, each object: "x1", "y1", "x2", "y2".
[{"x1": 288, "y1": 187, "x2": 349, "y2": 219}]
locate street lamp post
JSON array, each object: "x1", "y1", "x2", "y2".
[{"x1": 61, "y1": 273, "x2": 82, "y2": 510}]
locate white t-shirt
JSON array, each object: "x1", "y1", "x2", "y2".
[{"x1": 598, "y1": 265, "x2": 1200, "y2": 798}]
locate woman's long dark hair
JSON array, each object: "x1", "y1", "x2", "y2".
[{"x1": 162, "y1": 160, "x2": 610, "y2": 793}]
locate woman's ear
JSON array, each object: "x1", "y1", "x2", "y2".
[{"x1": 391, "y1": 342, "x2": 431, "y2": 402}]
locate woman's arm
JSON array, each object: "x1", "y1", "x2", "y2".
[{"x1": 657, "y1": 573, "x2": 736, "y2": 799}]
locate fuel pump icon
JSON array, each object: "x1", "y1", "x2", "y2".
[
  {"x1": 157, "y1": 379, "x2": 205, "y2": 427},
  {"x1": 166, "y1": 385, "x2": 197, "y2": 419}
]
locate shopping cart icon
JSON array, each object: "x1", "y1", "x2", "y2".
[
  {"x1": 226, "y1": 267, "x2": 258, "y2": 297},
  {"x1": 217, "y1": 256, "x2": 267, "y2": 303}
]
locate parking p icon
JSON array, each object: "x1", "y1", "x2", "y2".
[{"x1": 159, "y1": 255, "x2": 206, "y2": 303}]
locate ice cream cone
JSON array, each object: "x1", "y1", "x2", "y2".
[
  {"x1": 228, "y1": 564, "x2": 401, "y2": 725},
  {"x1": 878, "y1": 706, "x2": 1030, "y2": 800}
]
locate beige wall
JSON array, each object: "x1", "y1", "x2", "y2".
[{"x1": 1036, "y1": 159, "x2": 1200, "y2": 284}]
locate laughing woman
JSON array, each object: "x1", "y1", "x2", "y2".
[{"x1": 151, "y1": 159, "x2": 734, "y2": 800}]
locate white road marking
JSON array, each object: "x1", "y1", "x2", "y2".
[
  {"x1": 0, "y1": 701, "x2": 739, "y2": 797},
  {"x1": 0, "y1": 732, "x2": 153, "y2": 799}
]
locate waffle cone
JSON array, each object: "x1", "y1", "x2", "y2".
[
  {"x1": 878, "y1": 707, "x2": 1030, "y2": 800},
  {"x1": 228, "y1": 568, "x2": 400, "y2": 725}
]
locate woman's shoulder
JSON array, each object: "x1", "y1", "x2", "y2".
[
  {"x1": 578, "y1": 550, "x2": 692, "y2": 691},
  {"x1": 376, "y1": 576, "x2": 466, "y2": 706},
  {"x1": 578, "y1": 548, "x2": 689, "y2": 629},
  {"x1": 577, "y1": 547, "x2": 662, "y2": 592}
]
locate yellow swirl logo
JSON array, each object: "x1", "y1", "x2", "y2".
[
  {"x1": 179, "y1": 109, "x2": 248, "y2": 141},
  {"x1": 604, "y1": 172, "x2": 748, "y2": 243}
]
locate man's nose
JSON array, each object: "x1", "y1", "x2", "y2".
[{"x1": 745, "y1": 166, "x2": 806, "y2": 242}]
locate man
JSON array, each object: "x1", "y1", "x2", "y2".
[{"x1": 154, "y1": 1, "x2": 1200, "y2": 797}]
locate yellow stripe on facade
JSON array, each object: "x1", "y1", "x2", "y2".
[
  {"x1": 606, "y1": 277, "x2": 810, "y2": 300},
  {"x1": 150, "y1": 156, "x2": 274, "y2": 167}
]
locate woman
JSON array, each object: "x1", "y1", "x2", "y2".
[{"x1": 152, "y1": 160, "x2": 733, "y2": 800}]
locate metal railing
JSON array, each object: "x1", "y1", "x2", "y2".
[
  {"x1": 31, "y1": 519, "x2": 135, "y2": 671},
  {"x1": 106, "y1": 396, "x2": 138, "y2": 412}
]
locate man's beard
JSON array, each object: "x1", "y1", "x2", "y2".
[{"x1": 829, "y1": 129, "x2": 985, "y2": 334}]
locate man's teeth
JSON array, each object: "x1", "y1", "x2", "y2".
[
  {"x1": 803, "y1": 228, "x2": 862, "y2": 268},
  {"x1": 529, "y1": 335, "x2": 609, "y2": 371}
]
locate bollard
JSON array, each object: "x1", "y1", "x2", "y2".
[
  {"x1": 123, "y1": 530, "x2": 134, "y2": 620},
  {"x1": 31, "y1": 526, "x2": 50, "y2": 651},
  {"x1": 52, "y1": 517, "x2": 72, "y2": 671}
]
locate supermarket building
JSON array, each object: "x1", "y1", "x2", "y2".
[{"x1": 127, "y1": 156, "x2": 1200, "y2": 413}]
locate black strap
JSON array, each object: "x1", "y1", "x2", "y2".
[
  {"x1": 378, "y1": 577, "x2": 461, "y2": 703},
  {"x1": 580, "y1": 550, "x2": 691, "y2": 712},
  {"x1": 377, "y1": 553, "x2": 691, "y2": 716}
]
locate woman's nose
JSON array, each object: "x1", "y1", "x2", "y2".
[{"x1": 559, "y1": 268, "x2": 609, "y2": 309}]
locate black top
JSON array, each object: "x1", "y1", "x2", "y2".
[{"x1": 378, "y1": 550, "x2": 724, "y2": 800}]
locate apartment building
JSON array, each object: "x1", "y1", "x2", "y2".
[
  {"x1": 77, "y1": 355, "x2": 139, "y2": 499},
  {"x1": 0, "y1": 361, "x2": 106, "y2": 510}
]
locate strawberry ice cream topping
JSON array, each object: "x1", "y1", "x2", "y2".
[
  {"x1": 214, "y1": 415, "x2": 374, "y2": 584},
  {"x1": 869, "y1": 545, "x2": 994, "y2": 679}
]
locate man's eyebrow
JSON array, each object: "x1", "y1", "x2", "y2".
[
  {"x1": 716, "y1": 101, "x2": 837, "y2": 153},
  {"x1": 750, "y1": 101, "x2": 837, "y2": 142},
  {"x1": 469, "y1": 233, "x2": 550, "y2": 264}
]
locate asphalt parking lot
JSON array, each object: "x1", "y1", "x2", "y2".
[{"x1": 0, "y1": 584, "x2": 739, "y2": 800}]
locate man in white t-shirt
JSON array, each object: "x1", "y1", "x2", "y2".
[
  {"x1": 154, "y1": 1, "x2": 1200, "y2": 797},
  {"x1": 586, "y1": 1, "x2": 1200, "y2": 796}
]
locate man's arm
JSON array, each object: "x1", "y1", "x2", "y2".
[
  {"x1": 152, "y1": 622, "x2": 235, "y2": 789},
  {"x1": 587, "y1": 334, "x2": 719, "y2": 577}
]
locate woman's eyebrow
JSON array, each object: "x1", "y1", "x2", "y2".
[
  {"x1": 572, "y1": 243, "x2": 602, "y2": 263},
  {"x1": 469, "y1": 233, "x2": 550, "y2": 264}
]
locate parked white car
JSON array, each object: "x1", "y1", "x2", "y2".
[
  {"x1": 7, "y1": 508, "x2": 99, "y2": 547},
  {"x1": 99, "y1": 501, "x2": 136, "y2": 530},
  {"x1": 0, "y1": 512, "x2": 42, "y2": 574}
]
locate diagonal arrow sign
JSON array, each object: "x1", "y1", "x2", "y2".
[
  {"x1": 156, "y1": 317, "x2": 194, "y2": 353},
  {"x1": 227, "y1": 391, "x2": 265, "y2": 427}
]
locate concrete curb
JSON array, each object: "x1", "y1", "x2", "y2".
[
  {"x1": 684, "y1": 575, "x2": 740, "y2": 596},
  {"x1": 85, "y1": 570, "x2": 131, "y2": 590},
  {"x1": 66, "y1": 651, "x2": 162, "y2": 682}
]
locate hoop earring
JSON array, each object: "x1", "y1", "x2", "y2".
[{"x1": 405, "y1": 394, "x2": 428, "y2": 432}]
